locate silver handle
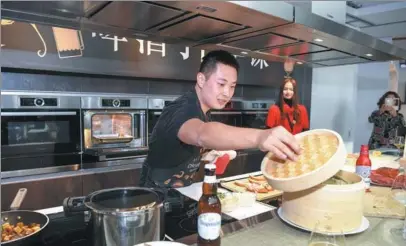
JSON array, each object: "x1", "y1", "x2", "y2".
[
  {"x1": 242, "y1": 112, "x2": 268, "y2": 115},
  {"x1": 103, "y1": 154, "x2": 148, "y2": 161},
  {"x1": 140, "y1": 113, "x2": 146, "y2": 146},
  {"x1": 211, "y1": 112, "x2": 242, "y2": 115},
  {"x1": 1, "y1": 111, "x2": 77, "y2": 116},
  {"x1": 153, "y1": 112, "x2": 162, "y2": 115},
  {"x1": 10, "y1": 188, "x2": 27, "y2": 211}
]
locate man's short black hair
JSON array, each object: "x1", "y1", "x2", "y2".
[{"x1": 199, "y1": 50, "x2": 239, "y2": 79}]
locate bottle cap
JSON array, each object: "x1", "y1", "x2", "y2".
[{"x1": 204, "y1": 163, "x2": 216, "y2": 170}]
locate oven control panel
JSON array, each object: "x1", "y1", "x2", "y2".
[
  {"x1": 20, "y1": 97, "x2": 58, "y2": 107},
  {"x1": 148, "y1": 98, "x2": 177, "y2": 109},
  {"x1": 101, "y1": 99, "x2": 131, "y2": 108},
  {"x1": 251, "y1": 102, "x2": 268, "y2": 109}
]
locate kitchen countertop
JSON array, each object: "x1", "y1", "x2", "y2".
[
  {"x1": 32, "y1": 153, "x2": 405, "y2": 245},
  {"x1": 185, "y1": 153, "x2": 405, "y2": 246},
  {"x1": 187, "y1": 210, "x2": 404, "y2": 246}
]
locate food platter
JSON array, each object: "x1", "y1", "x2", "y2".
[
  {"x1": 277, "y1": 208, "x2": 370, "y2": 235},
  {"x1": 220, "y1": 175, "x2": 283, "y2": 201}
]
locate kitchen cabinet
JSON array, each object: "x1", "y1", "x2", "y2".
[
  {"x1": 1, "y1": 176, "x2": 83, "y2": 211},
  {"x1": 82, "y1": 168, "x2": 141, "y2": 195}
]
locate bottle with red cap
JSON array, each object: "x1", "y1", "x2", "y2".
[{"x1": 355, "y1": 145, "x2": 372, "y2": 192}]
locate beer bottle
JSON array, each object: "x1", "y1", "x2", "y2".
[
  {"x1": 197, "y1": 163, "x2": 221, "y2": 246},
  {"x1": 355, "y1": 145, "x2": 372, "y2": 192}
]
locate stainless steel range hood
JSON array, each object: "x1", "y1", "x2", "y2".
[{"x1": 2, "y1": 1, "x2": 406, "y2": 67}]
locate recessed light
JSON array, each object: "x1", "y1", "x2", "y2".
[
  {"x1": 314, "y1": 38, "x2": 323, "y2": 42},
  {"x1": 241, "y1": 51, "x2": 248, "y2": 55},
  {"x1": 297, "y1": 61, "x2": 303, "y2": 64},
  {"x1": 365, "y1": 53, "x2": 373, "y2": 57}
]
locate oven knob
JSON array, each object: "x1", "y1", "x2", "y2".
[
  {"x1": 34, "y1": 98, "x2": 45, "y2": 106},
  {"x1": 112, "y1": 99, "x2": 120, "y2": 107}
]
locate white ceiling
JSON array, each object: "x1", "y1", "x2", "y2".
[{"x1": 345, "y1": 1, "x2": 406, "y2": 38}]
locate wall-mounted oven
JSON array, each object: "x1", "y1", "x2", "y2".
[
  {"x1": 241, "y1": 101, "x2": 273, "y2": 129},
  {"x1": 210, "y1": 100, "x2": 243, "y2": 127},
  {"x1": 1, "y1": 93, "x2": 81, "y2": 178},
  {"x1": 147, "y1": 96, "x2": 178, "y2": 144},
  {"x1": 81, "y1": 96, "x2": 148, "y2": 165}
]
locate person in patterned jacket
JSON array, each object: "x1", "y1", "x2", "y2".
[{"x1": 368, "y1": 91, "x2": 406, "y2": 150}]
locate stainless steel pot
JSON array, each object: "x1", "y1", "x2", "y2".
[{"x1": 64, "y1": 187, "x2": 163, "y2": 246}]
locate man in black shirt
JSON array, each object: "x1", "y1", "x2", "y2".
[{"x1": 140, "y1": 50, "x2": 300, "y2": 189}]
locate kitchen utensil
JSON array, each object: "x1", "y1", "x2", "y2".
[
  {"x1": 363, "y1": 186, "x2": 405, "y2": 219},
  {"x1": 63, "y1": 187, "x2": 164, "y2": 246},
  {"x1": 1, "y1": 188, "x2": 49, "y2": 246},
  {"x1": 261, "y1": 129, "x2": 347, "y2": 192}
]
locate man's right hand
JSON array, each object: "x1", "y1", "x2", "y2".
[{"x1": 256, "y1": 126, "x2": 301, "y2": 161}]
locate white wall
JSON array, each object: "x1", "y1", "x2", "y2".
[
  {"x1": 353, "y1": 62, "x2": 391, "y2": 152},
  {"x1": 310, "y1": 61, "x2": 390, "y2": 153},
  {"x1": 310, "y1": 65, "x2": 358, "y2": 152}
]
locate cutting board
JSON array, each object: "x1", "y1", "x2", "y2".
[
  {"x1": 220, "y1": 176, "x2": 283, "y2": 201},
  {"x1": 363, "y1": 186, "x2": 405, "y2": 219}
]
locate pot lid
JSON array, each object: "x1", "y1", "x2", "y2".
[
  {"x1": 85, "y1": 187, "x2": 161, "y2": 214},
  {"x1": 261, "y1": 129, "x2": 347, "y2": 192}
]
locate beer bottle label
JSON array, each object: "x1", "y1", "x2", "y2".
[
  {"x1": 198, "y1": 213, "x2": 221, "y2": 240},
  {"x1": 355, "y1": 166, "x2": 371, "y2": 189},
  {"x1": 204, "y1": 175, "x2": 217, "y2": 184}
]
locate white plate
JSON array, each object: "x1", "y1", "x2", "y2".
[
  {"x1": 277, "y1": 207, "x2": 370, "y2": 235},
  {"x1": 133, "y1": 242, "x2": 188, "y2": 246}
]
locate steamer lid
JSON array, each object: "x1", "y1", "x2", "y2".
[{"x1": 260, "y1": 129, "x2": 347, "y2": 192}]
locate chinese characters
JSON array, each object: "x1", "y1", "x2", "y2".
[
  {"x1": 136, "y1": 39, "x2": 166, "y2": 57},
  {"x1": 251, "y1": 58, "x2": 269, "y2": 70},
  {"x1": 92, "y1": 32, "x2": 128, "y2": 52}
]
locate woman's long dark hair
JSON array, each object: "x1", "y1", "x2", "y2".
[
  {"x1": 377, "y1": 91, "x2": 402, "y2": 111},
  {"x1": 277, "y1": 78, "x2": 301, "y2": 123}
]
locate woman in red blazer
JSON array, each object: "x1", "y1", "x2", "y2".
[{"x1": 266, "y1": 78, "x2": 309, "y2": 135}]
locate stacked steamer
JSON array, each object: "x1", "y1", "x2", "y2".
[{"x1": 261, "y1": 129, "x2": 365, "y2": 233}]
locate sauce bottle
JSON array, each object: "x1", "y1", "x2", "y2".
[{"x1": 355, "y1": 145, "x2": 372, "y2": 192}]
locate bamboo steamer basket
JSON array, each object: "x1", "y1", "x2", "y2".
[
  {"x1": 260, "y1": 129, "x2": 365, "y2": 233},
  {"x1": 260, "y1": 129, "x2": 347, "y2": 192},
  {"x1": 282, "y1": 170, "x2": 365, "y2": 233}
]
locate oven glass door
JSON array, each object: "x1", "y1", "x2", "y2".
[
  {"x1": 241, "y1": 111, "x2": 268, "y2": 129},
  {"x1": 210, "y1": 111, "x2": 242, "y2": 127},
  {"x1": 1, "y1": 110, "x2": 81, "y2": 157},
  {"x1": 88, "y1": 111, "x2": 144, "y2": 148},
  {"x1": 91, "y1": 113, "x2": 137, "y2": 141}
]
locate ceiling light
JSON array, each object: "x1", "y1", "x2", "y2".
[
  {"x1": 241, "y1": 51, "x2": 248, "y2": 55},
  {"x1": 365, "y1": 53, "x2": 373, "y2": 57},
  {"x1": 314, "y1": 38, "x2": 323, "y2": 42}
]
